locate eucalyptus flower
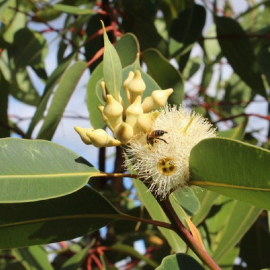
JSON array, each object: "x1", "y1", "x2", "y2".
[{"x1": 124, "y1": 105, "x2": 216, "y2": 199}]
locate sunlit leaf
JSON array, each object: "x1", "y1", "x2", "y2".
[
  {"x1": 101, "y1": 21, "x2": 122, "y2": 100},
  {"x1": 26, "y1": 53, "x2": 75, "y2": 138},
  {"x1": 0, "y1": 138, "x2": 99, "y2": 202},
  {"x1": 190, "y1": 137, "x2": 270, "y2": 210},
  {"x1": 37, "y1": 61, "x2": 87, "y2": 140}
]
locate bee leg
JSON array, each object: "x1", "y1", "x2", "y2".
[{"x1": 157, "y1": 138, "x2": 168, "y2": 144}]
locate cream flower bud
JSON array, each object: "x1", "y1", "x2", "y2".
[
  {"x1": 127, "y1": 70, "x2": 146, "y2": 104},
  {"x1": 114, "y1": 122, "x2": 134, "y2": 144},
  {"x1": 86, "y1": 129, "x2": 121, "y2": 148},
  {"x1": 74, "y1": 126, "x2": 94, "y2": 145},
  {"x1": 133, "y1": 111, "x2": 160, "y2": 134},
  {"x1": 100, "y1": 81, "x2": 107, "y2": 102},
  {"x1": 103, "y1": 94, "x2": 123, "y2": 130},
  {"x1": 125, "y1": 96, "x2": 143, "y2": 128},
  {"x1": 142, "y1": 88, "x2": 173, "y2": 113},
  {"x1": 123, "y1": 71, "x2": 134, "y2": 104}
]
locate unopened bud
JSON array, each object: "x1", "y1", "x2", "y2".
[
  {"x1": 86, "y1": 129, "x2": 121, "y2": 147},
  {"x1": 127, "y1": 70, "x2": 146, "y2": 104},
  {"x1": 133, "y1": 111, "x2": 160, "y2": 134},
  {"x1": 100, "y1": 81, "x2": 107, "y2": 102},
  {"x1": 142, "y1": 88, "x2": 173, "y2": 113},
  {"x1": 114, "y1": 122, "x2": 134, "y2": 144},
  {"x1": 103, "y1": 94, "x2": 123, "y2": 130},
  {"x1": 125, "y1": 96, "x2": 143, "y2": 128},
  {"x1": 74, "y1": 126, "x2": 94, "y2": 145},
  {"x1": 123, "y1": 71, "x2": 134, "y2": 104}
]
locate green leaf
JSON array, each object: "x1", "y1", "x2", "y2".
[
  {"x1": 101, "y1": 21, "x2": 122, "y2": 101},
  {"x1": 258, "y1": 46, "x2": 270, "y2": 87},
  {"x1": 171, "y1": 188, "x2": 200, "y2": 216},
  {"x1": 142, "y1": 49, "x2": 184, "y2": 105},
  {"x1": 9, "y1": 28, "x2": 48, "y2": 68},
  {"x1": 26, "y1": 53, "x2": 75, "y2": 138},
  {"x1": 0, "y1": 72, "x2": 9, "y2": 137},
  {"x1": 199, "y1": 195, "x2": 261, "y2": 262},
  {"x1": 169, "y1": 4, "x2": 206, "y2": 56},
  {"x1": 0, "y1": 138, "x2": 99, "y2": 202},
  {"x1": 0, "y1": 186, "x2": 120, "y2": 249},
  {"x1": 0, "y1": 50, "x2": 41, "y2": 106},
  {"x1": 215, "y1": 16, "x2": 266, "y2": 98},
  {"x1": 218, "y1": 118, "x2": 248, "y2": 140},
  {"x1": 239, "y1": 217, "x2": 270, "y2": 269},
  {"x1": 59, "y1": 244, "x2": 91, "y2": 270},
  {"x1": 156, "y1": 253, "x2": 205, "y2": 270},
  {"x1": 191, "y1": 189, "x2": 220, "y2": 226},
  {"x1": 132, "y1": 179, "x2": 186, "y2": 253},
  {"x1": 37, "y1": 61, "x2": 87, "y2": 140},
  {"x1": 115, "y1": 33, "x2": 139, "y2": 68},
  {"x1": 53, "y1": 4, "x2": 95, "y2": 14},
  {"x1": 189, "y1": 138, "x2": 270, "y2": 210},
  {"x1": 12, "y1": 246, "x2": 54, "y2": 270},
  {"x1": 87, "y1": 63, "x2": 105, "y2": 129}
]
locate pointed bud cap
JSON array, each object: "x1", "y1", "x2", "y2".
[
  {"x1": 86, "y1": 129, "x2": 121, "y2": 148},
  {"x1": 142, "y1": 88, "x2": 173, "y2": 113},
  {"x1": 123, "y1": 71, "x2": 134, "y2": 104},
  {"x1": 114, "y1": 122, "x2": 134, "y2": 144},
  {"x1": 74, "y1": 126, "x2": 94, "y2": 145},
  {"x1": 103, "y1": 94, "x2": 123, "y2": 130},
  {"x1": 125, "y1": 96, "x2": 143, "y2": 128},
  {"x1": 127, "y1": 70, "x2": 146, "y2": 104}
]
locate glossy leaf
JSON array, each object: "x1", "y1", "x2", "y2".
[
  {"x1": 215, "y1": 16, "x2": 266, "y2": 98},
  {"x1": 156, "y1": 253, "x2": 205, "y2": 270},
  {"x1": 26, "y1": 53, "x2": 75, "y2": 138},
  {"x1": 101, "y1": 21, "x2": 122, "y2": 100},
  {"x1": 0, "y1": 138, "x2": 99, "y2": 202},
  {"x1": 37, "y1": 61, "x2": 87, "y2": 140},
  {"x1": 13, "y1": 246, "x2": 53, "y2": 270},
  {"x1": 190, "y1": 138, "x2": 270, "y2": 210},
  {"x1": 0, "y1": 186, "x2": 120, "y2": 249},
  {"x1": 142, "y1": 49, "x2": 184, "y2": 105}
]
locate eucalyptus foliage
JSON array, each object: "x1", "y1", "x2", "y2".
[{"x1": 0, "y1": 0, "x2": 270, "y2": 269}]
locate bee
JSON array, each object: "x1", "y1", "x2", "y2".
[{"x1": 147, "y1": 130, "x2": 168, "y2": 146}]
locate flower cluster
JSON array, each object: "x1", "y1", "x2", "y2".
[
  {"x1": 75, "y1": 70, "x2": 173, "y2": 148},
  {"x1": 75, "y1": 70, "x2": 216, "y2": 199}
]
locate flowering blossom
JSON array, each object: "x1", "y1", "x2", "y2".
[{"x1": 124, "y1": 105, "x2": 216, "y2": 199}]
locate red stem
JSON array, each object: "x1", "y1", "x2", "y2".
[{"x1": 158, "y1": 198, "x2": 222, "y2": 270}]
